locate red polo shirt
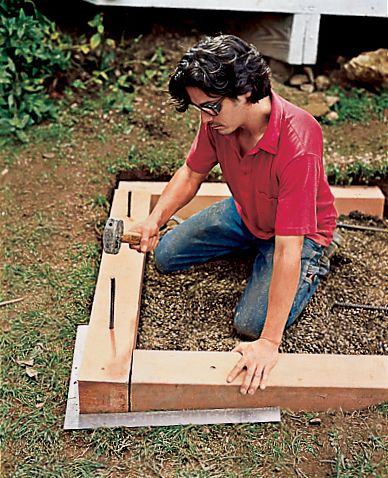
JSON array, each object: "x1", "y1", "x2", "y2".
[{"x1": 186, "y1": 91, "x2": 337, "y2": 247}]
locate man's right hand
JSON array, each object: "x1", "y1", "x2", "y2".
[{"x1": 128, "y1": 219, "x2": 160, "y2": 253}]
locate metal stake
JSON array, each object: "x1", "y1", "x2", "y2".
[
  {"x1": 337, "y1": 223, "x2": 388, "y2": 233},
  {"x1": 332, "y1": 301, "x2": 388, "y2": 313},
  {"x1": 109, "y1": 277, "x2": 116, "y2": 329},
  {"x1": 127, "y1": 191, "x2": 132, "y2": 218}
]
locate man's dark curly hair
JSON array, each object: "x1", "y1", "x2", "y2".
[{"x1": 169, "y1": 34, "x2": 271, "y2": 112}]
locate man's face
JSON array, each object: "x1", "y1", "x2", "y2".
[{"x1": 186, "y1": 87, "x2": 250, "y2": 135}]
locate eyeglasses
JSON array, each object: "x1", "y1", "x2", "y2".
[{"x1": 190, "y1": 97, "x2": 225, "y2": 116}]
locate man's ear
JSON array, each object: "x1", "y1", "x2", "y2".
[{"x1": 238, "y1": 91, "x2": 252, "y2": 103}]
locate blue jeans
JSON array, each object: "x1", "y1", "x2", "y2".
[{"x1": 155, "y1": 198, "x2": 330, "y2": 339}]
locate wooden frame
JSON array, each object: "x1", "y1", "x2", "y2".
[{"x1": 77, "y1": 181, "x2": 387, "y2": 414}]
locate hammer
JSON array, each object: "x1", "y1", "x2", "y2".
[{"x1": 103, "y1": 218, "x2": 141, "y2": 255}]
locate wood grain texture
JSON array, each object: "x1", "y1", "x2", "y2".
[
  {"x1": 131, "y1": 350, "x2": 388, "y2": 412},
  {"x1": 332, "y1": 186, "x2": 385, "y2": 218},
  {"x1": 118, "y1": 181, "x2": 385, "y2": 219},
  {"x1": 78, "y1": 190, "x2": 151, "y2": 413}
]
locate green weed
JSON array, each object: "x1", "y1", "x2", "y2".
[
  {"x1": 326, "y1": 87, "x2": 388, "y2": 123},
  {"x1": 325, "y1": 157, "x2": 388, "y2": 185},
  {"x1": 139, "y1": 47, "x2": 170, "y2": 88}
]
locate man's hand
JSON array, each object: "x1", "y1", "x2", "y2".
[
  {"x1": 227, "y1": 339, "x2": 279, "y2": 395},
  {"x1": 128, "y1": 219, "x2": 160, "y2": 253}
]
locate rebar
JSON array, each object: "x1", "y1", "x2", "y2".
[
  {"x1": 337, "y1": 223, "x2": 388, "y2": 233},
  {"x1": 332, "y1": 301, "x2": 388, "y2": 313}
]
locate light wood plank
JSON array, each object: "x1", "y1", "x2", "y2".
[
  {"x1": 332, "y1": 185, "x2": 385, "y2": 218},
  {"x1": 78, "y1": 190, "x2": 152, "y2": 413},
  {"x1": 118, "y1": 181, "x2": 385, "y2": 219},
  {"x1": 131, "y1": 350, "x2": 388, "y2": 412}
]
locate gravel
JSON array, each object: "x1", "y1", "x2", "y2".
[{"x1": 137, "y1": 212, "x2": 387, "y2": 355}]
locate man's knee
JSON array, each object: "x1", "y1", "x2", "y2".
[
  {"x1": 154, "y1": 239, "x2": 174, "y2": 274},
  {"x1": 233, "y1": 310, "x2": 263, "y2": 340}
]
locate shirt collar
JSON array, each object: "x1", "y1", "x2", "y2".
[{"x1": 254, "y1": 90, "x2": 283, "y2": 155}]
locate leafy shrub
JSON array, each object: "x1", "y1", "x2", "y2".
[
  {"x1": 0, "y1": 0, "x2": 72, "y2": 142},
  {"x1": 326, "y1": 158, "x2": 388, "y2": 185}
]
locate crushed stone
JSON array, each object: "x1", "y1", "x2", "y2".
[{"x1": 137, "y1": 213, "x2": 387, "y2": 355}]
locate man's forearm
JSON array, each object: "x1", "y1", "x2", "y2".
[
  {"x1": 260, "y1": 240, "x2": 302, "y2": 344},
  {"x1": 149, "y1": 164, "x2": 206, "y2": 227}
]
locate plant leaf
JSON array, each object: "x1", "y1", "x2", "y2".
[{"x1": 90, "y1": 33, "x2": 101, "y2": 50}]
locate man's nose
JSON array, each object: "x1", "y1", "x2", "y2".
[{"x1": 200, "y1": 110, "x2": 213, "y2": 123}]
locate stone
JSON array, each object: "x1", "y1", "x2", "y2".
[
  {"x1": 344, "y1": 48, "x2": 388, "y2": 89},
  {"x1": 325, "y1": 95, "x2": 340, "y2": 108},
  {"x1": 315, "y1": 75, "x2": 331, "y2": 91},
  {"x1": 42, "y1": 152, "x2": 55, "y2": 159},
  {"x1": 325, "y1": 111, "x2": 339, "y2": 121},
  {"x1": 289, "y1": 74, "x2": 310, "y2": 86},
  {"x1": 300, "y1": 84, "x2": 315, "y2": 93},
  {"x1": 269, "y1": 58, "x2": 294, "y2": 84},
  {"x1": 303, "y1": 93, "x2": 330, "y2": 117},
  {"x1": 309, "y1": 417, "x2": 322, "y2": 425},
  {"x1": 303, "y1": 66, "x2": 315, "y2": 84}
]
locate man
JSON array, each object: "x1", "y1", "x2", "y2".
[{"x1": 129, "y1": 34, "x2": 337, "y2": 395}]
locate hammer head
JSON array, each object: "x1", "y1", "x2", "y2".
[{"x1": 103, "y1": 218, "x2": 123, "y2": 255}]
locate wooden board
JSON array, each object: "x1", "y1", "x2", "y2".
[
  {"x1": 118, "y1": 181, "x2": 386, "y2": 219},
  {"x1": 131, "y1": 350, "x2": 388, "y2": 412},
  {"x1": 77, "y1": 190, "x2": 152, "y2": 413},
  {"x1": 331, "y1": 185, "x2": 385, "y2": 218}
]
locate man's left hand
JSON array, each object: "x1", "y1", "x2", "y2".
[{"x1": 227, "y1": 339, "x2": 279, "y2": 394}]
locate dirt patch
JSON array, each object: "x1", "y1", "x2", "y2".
[{"x1": 137, "y1": 213, "x2": 387, "y2": 354}]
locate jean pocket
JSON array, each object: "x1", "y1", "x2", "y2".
[{"x1": 303, "y1": 263, "x2": 320, "y2": 284}]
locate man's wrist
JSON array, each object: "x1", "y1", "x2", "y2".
[{"x1": 259, "y1": 336, "x2": 281, "y2": 347}]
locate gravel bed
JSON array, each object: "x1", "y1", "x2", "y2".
[{"x1": 137, "y1": 213, "x2": 387, "y2": 355}]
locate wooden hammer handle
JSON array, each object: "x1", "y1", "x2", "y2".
[{"x1": 121, "y1": 231, "x2": 142, "y2": 245}]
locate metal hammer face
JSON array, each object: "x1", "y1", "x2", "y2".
[{"x1": 103, "y1": 218, "x2": 124, "y2": 255}]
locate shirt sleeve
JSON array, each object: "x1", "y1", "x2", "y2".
[
  {"x1": 275, "y1": 153, "x2": 321, "y2": 236},
  {"x1": 186, "y1": 122, "x2": 218, "y2": 174}
]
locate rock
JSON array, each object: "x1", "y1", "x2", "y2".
[
  {"x1": 269, "y1": 58, "x2": 294, "y2": 84},
  {"x1": 344, "y1": 48, "x2": 388, "y2": 89},
  {"x1": 325, "y1": 95, "x2": 340, "y2": 108},
  {"x1": 289, "y1": 73, "x2": 310, "y2": 86},
  {"x1": 315, "y1": 75, "x2": 331, "y2": 91},
  {"x1": 325, "y1": 111, "x2": 339, "y2": 121},
  {"x1": 303, "y1": 66, "x2": 314, "y2": 84},
  {"x1": 1, "y1": 168, "x2": 8, "y2": 176},
  {"x1": 303, "y1": 93, "x2": 330, "y2": 117},
  {"x1": 309, "y1": 417, "x2": 322, "y2": 425},
  {"x1": 42, "y1": 152, "x2": 55, "y2": 159},
  {"x1": 300, "y1": 84, "x2": 315, "y2": 93}
]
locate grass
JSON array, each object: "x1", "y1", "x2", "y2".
[
  {"x1": 1, "y1": 80, "x2": 387, "y2": 477},
  {"x1": 328, "y1": 87, "x2": 388, "y2": 123}
]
